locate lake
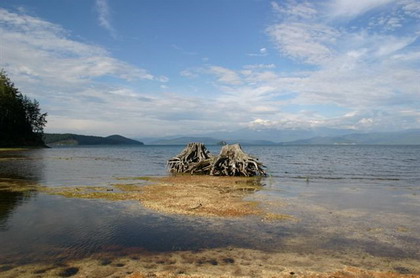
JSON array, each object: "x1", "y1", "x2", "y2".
[{"x1": 0, "y1": 145, "x2": 419, "y2": 276}]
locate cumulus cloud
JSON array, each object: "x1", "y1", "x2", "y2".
[
  {"x1": 0, "y1": 8, "x2": 182, "y2": 136},
  {"x1": 191, "y1": 1, "x2": 420, "y2": 131},
  {"x1": 0, "y1": 3, "x2": 419, "y2": 136},
  {"x1": 0, "y1": 8, "x2": 157, "y2": 86}
]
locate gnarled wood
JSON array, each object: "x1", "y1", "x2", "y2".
[
  {"x1": 167, "y1": 143, "x2": 214, "y2": 174},
  {"x1": 210, "y1": 144, "x2": 266, "y2": 177},
  {"x1": 167, "y1": 143, "x2": 266, "y2": 176}
]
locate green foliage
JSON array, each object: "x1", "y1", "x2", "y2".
[{"x1": 0, "y1": 70, "x2": 47, "y2": 147}]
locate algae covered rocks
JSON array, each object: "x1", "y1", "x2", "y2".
[{"x1": 167, "y1": 142, "x2": 266, "y2": 176}]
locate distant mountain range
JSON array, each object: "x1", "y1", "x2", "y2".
[
  {"x1": 43, "y1": 129, "x2": 419, "y2": 147},
  {"x1": 148, "y1": 136, "x2": 276, "y2": 145},
  {"x1": 150, "y1": 136, "x2": 223, "y2": 145},
  {"x1": 44, "y1": 133, "x2": 144, "y2": 146},
  {"x1": 143, "y1": 129, "x2": 420, "y2": 145},
  {"x1": 282, "y1": 130, "x2": 420, "y2": 145},
  {"x1": 141, "y1": 127, "x2": 356, "y2": 145}
]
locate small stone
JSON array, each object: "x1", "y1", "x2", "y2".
[
  {"x1": 223, "y1": 258, "x2": 235, "y2": 264},
  {"x1": 58, "y1": 267, "x2": 79, "y2": 277},
  {"x1": 0, "y1": 265, "x2": 13, "y2": 272},
  {"x1": 100, "y1": 259, "x2": 112, "y2": 266},
  {"x1": 394, "y1": 266, "x2": 410, "y2": 274},
  {"x1": 33, "y1": 269, "x2": 48, "y2": 274},
  {"x1": 208, "y1": 259, "x2": 218, "y2": 265}
]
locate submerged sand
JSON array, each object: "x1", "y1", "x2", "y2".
[{"x1": 40, "y1": 175, "x2": 294, "y2": 220}]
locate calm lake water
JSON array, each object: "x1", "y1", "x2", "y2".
[{"x1": 0, "y1": 145, "x2": 419, "y2": 265}]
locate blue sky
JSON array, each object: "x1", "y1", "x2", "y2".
[{"x1": 0, "y1": 0, "x2": 419, "y2": 137}]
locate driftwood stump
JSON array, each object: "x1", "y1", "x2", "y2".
[
  {"x1": 167, "y1": 143, "x2": 266, "y2": 176},
  {"x1": 167, "y1": 143, "x2": 214, "y2": 174},
  {"x1": 210, "y1": 144, "x2": 266, "y2": 176}
]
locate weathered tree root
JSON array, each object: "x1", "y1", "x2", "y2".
[
  {"x1": 167, "y1": 143, "x2": 214, "y2": 174},
  {"x1": 167, "y1": 143, "x2": 266, "y2": 176},
  {"x1": 211, "y1": 144, "x2": 266, "y2": 176}
]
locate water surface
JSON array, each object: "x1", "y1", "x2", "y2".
[{"x1": 0, "y1": 145, "x2": 419, "y2": 266}]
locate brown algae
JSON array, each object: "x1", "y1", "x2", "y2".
[
  {"x1": 136, "y1": 175, "x2": 264, "y2": 217},
  {"x1": 0, "y1": 175, "x2": 293, "y2": 219}
]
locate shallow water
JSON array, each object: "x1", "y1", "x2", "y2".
[{"x1": 0, "y1": 145, "x2": 419, "y2": 267}]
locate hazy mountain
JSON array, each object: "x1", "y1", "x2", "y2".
[
  {"x1": 149, "y1": 136, "x2": 222, "y2": 145},
  {"x1": 44, "y1": 133, "x2": 144, "y2": 146},
  {"x1": 200, "y1": 127, "x2": 355, "y2": 142},
  {"x1": 140, "y1": 128, "x2": 419, "y2": 145},
  {"x1": 149, "y1": 136, "x2": 277, "y2": 145},
  {"x1": 282, "y1": 130, "x2": 420, "y2": 145},
  {"x1": 140, "y1": 127, "x2": 354, "y2": 145}
]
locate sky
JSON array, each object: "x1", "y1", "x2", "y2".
[{"x1": 0, "y1": 0, "x2": 419, "y2": 137}]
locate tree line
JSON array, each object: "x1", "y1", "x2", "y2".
[{"x1": 0, "y1": 70, "x2": 47, "y2": 147}]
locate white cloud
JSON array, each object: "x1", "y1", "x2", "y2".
[
  {"x1": 0, "y1": 8, "x2": 200, "y2": 137},
  {"x1": 0, "y1": 3, "x2": 419, "y2": 136},
  {"x1": 247, "y1": 47, "x2": 269, "y2": 57},
  {"x1": 180, "y1": 69, "x2": 198, "y2": 78},
  {"x1": 243, "y1": 64, "x2": 276, "y2": 69},
  {"x1": 400, "y1": 0, "x2": 420, "y2": 18},
  {"x1": 95, "y1": 0, "x2": 116, "y2": 38},
  {"x1": 208, "y1": 66, "x2": 242, "y2": 85},
  {"x1": 328, "y1": 0, "x2": 394, "y2": 19},
  {"x1": 194, "y1": 0, "x2": 420, "y2": 132},
  {"x1": 267, "y1": 22, "x2": 338, "y2": 64},
  {"x1": 271, "y1": 1, "x2": 317, "y2": 19},
  {"x1": 0, "y1": 8, "x2": 158, "y2": 88}
]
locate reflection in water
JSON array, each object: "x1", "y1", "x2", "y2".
[
  {"x1": 0, "y1": 149, "x2": 45, "y2": 182},
  {"x1": 0, "y1": 190, "x2": 34, "y2": 230},
  {"x1": 0, "y1": 149, "x2": 44, "y2": 230}
]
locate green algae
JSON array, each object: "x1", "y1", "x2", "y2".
[
  {"x1": 48, "y1": 189, "x2": 126, "y2": 201},
  {"x1": 0, "y1": 148, "x2": 28, "y2": 152},
  {"x1": 114, "y1": 176, "x2": 155, "y2": 181},
  {"x1": 113, "y1": 184, "x2": 144, "y2": 191},
  {"x1": 0, "y1": 178, "x2": 40, "y2": 192},
  {"x1": 262, "y1": 213, "x2": 297, "y2": 222}
]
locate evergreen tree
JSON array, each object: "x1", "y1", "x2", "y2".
[{"x1": 0, "y1": 70, "x2": 47, "y2": 147}]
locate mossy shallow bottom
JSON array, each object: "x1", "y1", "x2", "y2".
[{"x1": 43, "y1": 175, "x2": 293, "y2": 219}]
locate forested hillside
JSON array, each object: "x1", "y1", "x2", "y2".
[
  {"x1": 0, "y1": 70, "x2": 47, "y2": 147},
  {"x1": 43, "y1": 133, "x2": 144, "y2": 146}
]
